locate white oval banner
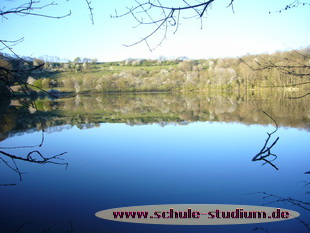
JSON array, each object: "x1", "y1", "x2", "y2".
[{"x1": 95, "y1": 204, "x2": 300, "y2": 225}]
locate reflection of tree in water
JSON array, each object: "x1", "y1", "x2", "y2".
[
  {"x1": 1, "y1": 91, "x2": 309, "y2": 141},
  {"x1": 0, "y1": 106, "x2": 68, "y2": 185},
  {"x1": 252, "y1": 111, "x2": 280, "y2": 170}
]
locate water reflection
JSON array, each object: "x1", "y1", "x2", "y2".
[
  {"x1": 0, "y1": 91, "x2": 309, "y2": 233},
  {"x1": 1, "y1": 91, "x2": 309, "y2": 141},
  {"x1": 0, "y1": 148, "x2": 67, "y2": 184},
  {"x1": 252, "y1": 111, "x2": 280, "y2": 170}
]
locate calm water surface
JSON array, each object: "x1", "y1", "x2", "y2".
[{"x1": 0, "y1": 92, "x2": 309, "y2": 233}]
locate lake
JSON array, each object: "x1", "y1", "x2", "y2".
[{"x1": 0, "y1": 91, "x2": 309, "y2": 233}]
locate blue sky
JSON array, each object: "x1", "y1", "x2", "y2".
[{"x1": 1, "y1": 0, "x2": 309, "y2": 61}]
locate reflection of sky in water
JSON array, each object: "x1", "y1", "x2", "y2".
[{"x1": 0, "y1": 122, "x2": 309, "y2": 232}]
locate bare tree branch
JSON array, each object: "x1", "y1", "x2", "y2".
[
  {"x1": 240, "y1": 55, "x2": 310, "y2": 78},
  {"x1": 85, "y1": 0, "x2": 94, "y2": 25},
  {"x1": 252, "y1": 111, "x2": 279, "y2": 170},
  {"x1": 12, "y1": 221, "x2": 33, "y2": 233},
  {"x1": 113, "y1": 0, "x2": 308, "y2": 51},
  {"x1": 112, "y1": 0, "x2": 225, "y2": 51},
  {"x1": 289, "y1": 92, "x2": 310, "y2": 99},
  {"x1": 250, "y1": 191, "x2": 310, "y2": 211},
  {"x1": 239, "y1": 50, "x2": 310, "y2": 98},
  {"x1": 0, "y1": 0, "x2": 71, "y2": 20},
  {"x1": 0, "y1": 149, "x2": 68, "y2": 182},
  {"x1": 249, "y1": 191, "x2": 310, "y2": 231},
  {"x1": 269, "y1": 0, "x2": 310, "y2": 14}
]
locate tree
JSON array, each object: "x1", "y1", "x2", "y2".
[{"x1": 74, "y1": 57, "x2": 82, "y2": 63}]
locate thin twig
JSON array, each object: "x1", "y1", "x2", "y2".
[{"x1": 252, "y1": 111, "x2": 279, "y2": 170}]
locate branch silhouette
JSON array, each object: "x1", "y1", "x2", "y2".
[
  {"x1": 252, "y1": 111, "x2": 279, "y2": 170},
  {"x1": 249, "y1": 191, "x2": 310, "y2": 232},
  {"x1": 0, "y1": 149, "x2": 68, "y2": 183},
  {"x1": 113, "y1": 0, "x2": 308, "y2": 50},
  {"x1": 85, "y1": 0, "x2": 94, "y2": 25},
  {"x1": 0, "y1": 0, "x2": 71, "y2": 20},
  {"x1": 240, "y1": 55, "x2": 310, "y2": 78},
  {"x1": 239, "y1": 48, "x2": 310, "y2": 99},
  {"x1": 269, "y1": 0, "x2": 310, "y2": 14},
  {"x1": 112, "y1": 0, "x2": 235, "y2": 51}
]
